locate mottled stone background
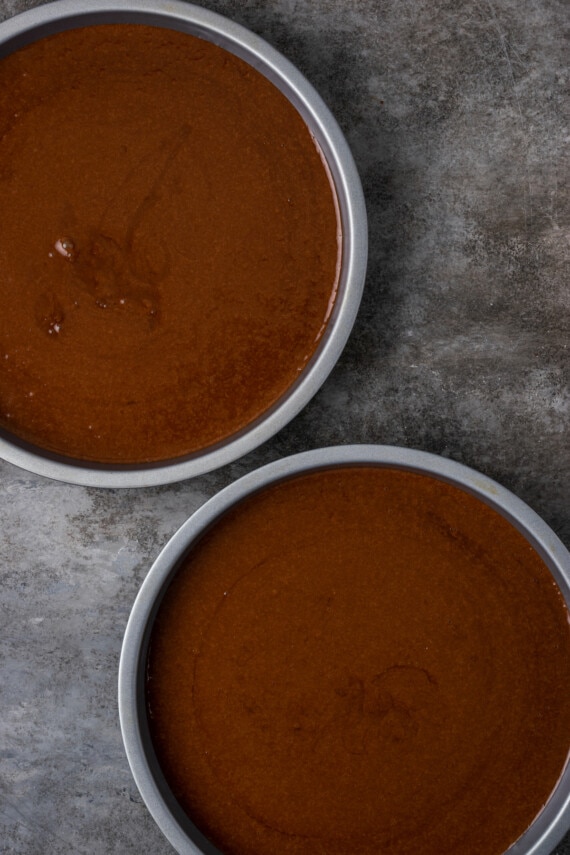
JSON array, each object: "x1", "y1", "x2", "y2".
[{"x1": 0, "y1": 0, "x2": 568, "y2": 853}]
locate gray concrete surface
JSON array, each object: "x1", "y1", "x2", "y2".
[{"x1": 1, "y1": 0, "x2": 569, "y2": 853}]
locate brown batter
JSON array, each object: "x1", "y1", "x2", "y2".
[
  {"x1": 0, "y1": 25, "x2": 340, "y2": 462},
  {"x1": 146, "y1": 466, "x2": 570, "y2": 855}
]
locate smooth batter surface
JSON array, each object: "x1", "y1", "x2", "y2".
[
  {"x1": 146, "y1": 467, "x2": 570, "y2": 855},
  {"x1": 0, "y1": 25, "x2": 340, "y2": 462}
]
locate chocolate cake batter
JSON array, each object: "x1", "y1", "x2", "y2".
[
  {"x1": 146, "y1": 467, "x2": 570, "y2": 855},
  {"x1": 0, "y1": 25, "x2": 340, "y2": 462}
]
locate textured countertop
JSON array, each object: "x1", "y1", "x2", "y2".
[{"x1": 1, "y1": 0, "x2": 568, "y2": 853}]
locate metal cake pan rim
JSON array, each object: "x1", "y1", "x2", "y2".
[
  {"x1": 0, "y1": 0, "x2": 368, "y2": 487},
  {"x1": 119, "y1": 444, "x2": 570, "y2": 855}
]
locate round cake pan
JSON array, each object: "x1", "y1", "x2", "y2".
[
  {"x1": 0, "y1": 0, "x2": 367, "y2": 488},
  {"x1": 119, "y1": 444, "x2": 570, "y2": 855}
]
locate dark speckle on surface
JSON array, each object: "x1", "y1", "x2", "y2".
[{"x1": 0, "y1": 0, "x2": 568, "y2": 853}]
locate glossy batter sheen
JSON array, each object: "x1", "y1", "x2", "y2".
[
  {"x1": 147, "y1": 467, "x2": 570, "y2": 855},
  {"x1": 0, "y1": 25, "x2": 340, "y2": 462}
]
